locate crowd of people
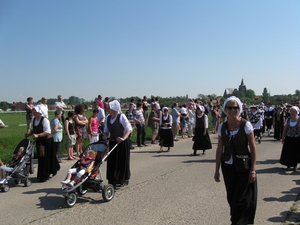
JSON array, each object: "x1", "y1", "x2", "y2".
[{"x1": 1, "y1": 94, "x2": 300, "y2": 225}]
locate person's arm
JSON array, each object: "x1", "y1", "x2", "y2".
[
  {"x1": 87, "y1": 161, "x2": 95, "y2": 173},
  {"x1": 117, "y1": 114, "x2": 133, "y2": 142},
  {"x1": 88, "y1": 117, "x2": 93, "y2": 134},
  {"x1": 247, "y1": 131, "x2": 257, "y2": 183},
  {"x1": 214, "y1": 135, "x2": 223, "y2": 182},
  {"x1": 51, "y1": 120, "x2": 59, "y2": 134},
  {"x1": 64, "y1": 120, "x2": 72, "y2": 140},
  {"x1": 281, "y1": 123, "x2": 288, "y2": 144}
]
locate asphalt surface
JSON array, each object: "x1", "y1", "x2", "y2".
[{"x1": 0, "y1": 133, "x2": 300, "y2": 225}]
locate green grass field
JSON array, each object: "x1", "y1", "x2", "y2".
[
  {"x1": 0, "y1": 111, "x2": 213, "y2": 163},
  {"x1": 0, "y1": 111, "x2": 148, "y2": 163}
]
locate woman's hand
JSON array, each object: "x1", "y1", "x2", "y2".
[
  {"x1": 117, "y1": 137, "x2": 125, "y2": 142},
  {"x1": 33, "y1": 133, "x2": 39, "y2": 139},
  {"x1": 248, "y1": 172, "x2": 256, "y2": 183},
  {"x1": 214, "y1": 171, "x2": 220, "y2": 182}
]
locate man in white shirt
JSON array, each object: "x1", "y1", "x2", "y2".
[
  {"x1": 55, "y1": 95, "x2": 67, "y2": 124},
  {"x1": 94, "y1": 102, "x2": 105, "y2": 133}
]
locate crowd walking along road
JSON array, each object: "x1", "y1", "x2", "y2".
[{"x1": 1, "y1": 131, "x2": 300, "y2": 224}]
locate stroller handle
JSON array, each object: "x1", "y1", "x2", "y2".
[{"x1": 101, "y1": 142, "x2": 119, "y2": 162}]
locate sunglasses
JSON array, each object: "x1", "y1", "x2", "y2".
[{"x1": 226, "y1": 106, "x2": 239, "y2": 110}]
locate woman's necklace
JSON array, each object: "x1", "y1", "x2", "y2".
[{"x1": 228, "y1": 119, "x2": 241, "y2": 131}]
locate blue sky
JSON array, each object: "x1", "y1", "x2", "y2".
[{"x1": 1, "y1": 0, "x2": 299, "y2": 103}]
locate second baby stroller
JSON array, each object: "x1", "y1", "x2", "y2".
[
  {"x1": 61, "y1": 140, "x2": 118, "y2": 207},
  {"x1": 0, "y1": 138, "x2": 34, "y2": 192}
]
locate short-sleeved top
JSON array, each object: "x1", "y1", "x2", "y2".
[{"x1": 51, "y1": 117, "x2": 63, "y2": 142}]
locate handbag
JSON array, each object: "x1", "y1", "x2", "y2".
[{"x1": 234, "y1": 154, "x2": 250, "y2": 172}]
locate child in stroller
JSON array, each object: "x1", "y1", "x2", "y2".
[
  {"x1": 0, "y1": 147, "x2": 25, "y2": 182},
  {"x1": 0, "y1": 138, "x2": 34, "y2": 192},
  {"x1": 61, "y1": 150, "x2": 97, "y2": 186}
]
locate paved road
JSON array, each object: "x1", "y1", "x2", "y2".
[{"x1": 0, "y1": 134, "x2": 299, "y2": 225}]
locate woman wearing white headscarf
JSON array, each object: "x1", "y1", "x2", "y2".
[
  {"x1": 191, "y1": 105, "x2": 212, "y2": 156},
  {"x1": 103, "y1": 100, "x2": 132, "y2": 188},
  {"x1": 280, "y1": 106, "x2": 300, "y2": 171},
  {"x1": 214, "y1": 96, "x2": 257, "y2": 225},
  {"x1": 26, "y1": 105, "x2": 60, "y2": 182},
  {"x1": 158, "y1": 107, "x2": 174, "y2": 153}
]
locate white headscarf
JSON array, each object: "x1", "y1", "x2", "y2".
[
  {"x1": 222, "y1": 96, "x2": 243, "y2": 116},
  {"x1": 162, "y1": 107, "x2": 169, "y2": 113},
  {"x1": 34, "y1": 105, "x2": 42, "y2": 114},
  {"x1": 291, "y1": 106, "x2": 300, "y2": 115},
  {"x1": 109, "y1": 100, "x2": 121, "y2": 113},
  {"x1": 197, "y1": 105, "x2": 205, "y2": 112}
]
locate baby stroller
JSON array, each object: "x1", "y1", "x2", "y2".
[
  {"x1": 62, "y1": 140, "x2": 118, "y2": 207},
  {"x1": 0, "y1": 138, "x2": 34, "y2": 192}
]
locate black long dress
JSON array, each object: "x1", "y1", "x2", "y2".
[
  {"x1": 106, "y1": 114, "x2": 131, "y2": 186},
  {"x1": 159, "y1": 115, "x2": 174, "y2": 148},
  {"x1": 280, "y1": 118, "x2": 300, "y2": 168},
  {"x1": 273, "y1": 111, "x2": 285, "y2": 140},
  {"x1": 33, "y1": 117, "x2": 60, "y2": 182},
  {"x1": 192, "y1": 114, "x2": 212, "y2": 155}
]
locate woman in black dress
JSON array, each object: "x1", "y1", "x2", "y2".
[
  {"x1": 158, "y1": 107, "x2": 174, "y2": 152},
  {"x1": 192, "y1": 105, "x2": 212, "y2": 155},
  {"x1": 103, "y1": 100, "x2": 132, "y2": 188},
  {"x1": 214, "y1": 96, "x2": 257, "y2": 225},
  {"x1": 280, "y1": 106, "x2": 300, "y2": 171},
  {"x1": 26, "y1": 106, "x2": 60, "y2": 182}
]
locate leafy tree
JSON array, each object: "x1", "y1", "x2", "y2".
[
  {"x1": 232, "y1": 90, "x2": 244, "y2": 99},
  {"x1": 0, "y1": 101, "x2": 10, "y2": 111},
  {"x1": 262, "y1": 88, "x2": 269, "y2": 104},
  {"x1": 197, "y1": 94, "x2": 209, "y2": 103},
  {"x1": 245, "y1": 89, "x2": 255, "y2": 99}
]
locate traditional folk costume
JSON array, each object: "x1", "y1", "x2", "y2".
[
  {"x1": 33, "y1": 116, "x2": 60, "y2": 182},
  {"x1": 192, "y1": 107, "x2": 212, "y2": 155},
  {"x1": 159, "y1": 111, "x2": 174, "y2": 149},
  {"x1": 279, "y1": 117, "x2": 300, "y2": 170},
  {"x1": 220, "y1": 119, "x2": 257, "y2": 225},
  {"x1": 248, "y1": 106, "x2": 263, "y2": 144},
  {"x1": 104, "y1": 100, "x2": 132, "y2": 187},
  {"x1": 273, "y1": 108, "x2": 285, "y2": 141},
  {"x1": 264, "y1": 105, "x2": 274, "y2": 136}
]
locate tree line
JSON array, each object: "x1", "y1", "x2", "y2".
[{"x1": 1, "y1": 88, "x2": 300, "y2": 111}]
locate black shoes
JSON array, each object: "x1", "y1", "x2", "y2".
[{"x1": 130, "y1": 146, "x2": 135, "y2": 150}]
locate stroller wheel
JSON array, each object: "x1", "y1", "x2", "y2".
[
  {"x1": 2, "y1": 185, "x2": 10, "y2": 192},
  {"x1": 14, "y1": 180, "x2": 21, "y2": 185},
  {"x1": 77, "y1": 185, "x2": 88, "y2": 196},
  {"x1": 65, "y1": 192, "x2": 77, "y2": 207},
  {"x1": 24, "y1": 179, "x2": 32, "y2": 187},
  {"x1": 102, "y1": 184, "x2": 115, "y2": 202}
]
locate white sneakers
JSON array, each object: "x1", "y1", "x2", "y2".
[
  {"x1": 61, "y1": 179, "x2": 70, "y2": 184},
  {"x1": 68, "y1": 181, "x2": 75, "y2": 186}
]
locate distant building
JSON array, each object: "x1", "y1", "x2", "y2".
[
  {"x1": 12, "y1": 102, "x2": 26, "y2": 111},
  {"x1": 223, "y1": 88, "x2": 235, "y2": 98},
  {"x1": 238, "y1": 79, "x2": 247, "y2": 95},
  {"x1": 223, "y1": 79, "x2": 247, "y2": 98}
]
